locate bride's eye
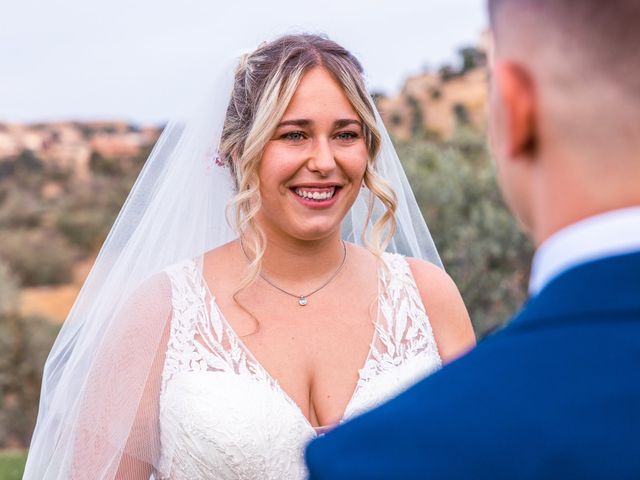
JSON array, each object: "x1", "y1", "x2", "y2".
[
  {"x1": 335, "y1": 131, "x2": 359, "y2": 142},
  {"x1": 281, "y1": 131, "x2": 307, "y2": 142}
]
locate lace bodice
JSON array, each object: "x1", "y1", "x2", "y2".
[{"x1": 157, "y1": 252, "x2": 441, "y2": 479}]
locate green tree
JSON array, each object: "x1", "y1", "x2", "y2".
[
  {"x1": 398, "y1": 129, "x2": 533, "y2": 336},
  {"x1": 0, "y1": 314, "x2": 59, "y2": 448},
  {"x1": 0, "y1": 259, "x2": 59, "y2": 449},
  {"x1": 0, "y1": 229, "x2": 76, "y2": 286},
  {"x1": 0, "y1": 260, "x2": 19, "y2": 316},
  {"x1": 0, "y1": 185, "x2": 43, "y2": 229},
  {"x1": 458, "y1": 46, "x2": 487, "y2": 74}
]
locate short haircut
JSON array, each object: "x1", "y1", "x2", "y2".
[{"x1": 488, "y1": 0, "x2": 640, "y2": 97}]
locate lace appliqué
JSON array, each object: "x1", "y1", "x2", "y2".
[
  {"x1": 161, "y1": 261, "x2": 272, "y2": 393},
  {"x1": 159, "y1": 260, "x2": 312, "y2": 480},
  {"x1": 344, "y1": 252, "x2": 442, "y2": 419}
]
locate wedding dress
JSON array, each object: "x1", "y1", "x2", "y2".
[{"x1": 157, "y1": 252, "x2": 441, "y2": 479}]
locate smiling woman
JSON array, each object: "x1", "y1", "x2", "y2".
[
  {"x1": 257, "y1": 68, "x2": 372, "y2": 243},
  {"x1": 24, "y1": 34, "x2": 474, "y2": 480}
]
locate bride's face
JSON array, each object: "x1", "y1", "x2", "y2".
[{"x1": 256, "y1": 66, "x2": 368, "y2": 242}]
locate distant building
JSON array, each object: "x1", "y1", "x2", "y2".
[{"x1": 0, "y1": 121, "x2": 161, "y2": 181}]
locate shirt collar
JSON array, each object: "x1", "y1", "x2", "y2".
[{"x1": 529, "y1": 206, "x2": 640, "y2": 297}]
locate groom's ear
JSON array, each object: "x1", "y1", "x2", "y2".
[{"x1": 493, "y1": 62, "x2": 538, "y2": 161}]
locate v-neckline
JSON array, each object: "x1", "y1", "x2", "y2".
[{"x1": 196, "y1": 255, "x2": 383, "y2": 436}]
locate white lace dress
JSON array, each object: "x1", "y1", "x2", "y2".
[{"x1": 157, "y1": 252, "x2": 441, "y2": 479}]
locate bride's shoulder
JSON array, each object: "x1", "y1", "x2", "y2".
[
  {"x1": 127, "y1": 270, "x2": 173, "y2": 307},
  {"x1": 375, "y1": 252, "x2": 453, "y2": 292},
  {"x1": 125, "y1": 252, "x2": 206, "y2": 311},
  {"x1": 403, "y1": 256, "x2": 449, "y2": 285},
  {"x1": 404, "y1": 256, "x2": 475, "y2": 361},
  {"x1": 158, "y1": 240, "x2": 238, "y2": 284},
  {"x1": 200, "y1": 239, "x2": 239, "y2": 269},
  {"x1": 403, "y1": 256, "x2": 464, "y2": 314}
]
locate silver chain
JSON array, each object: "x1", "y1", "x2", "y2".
[{"x1": 239, "y1": 239, "x2": 347, "y2": 306}]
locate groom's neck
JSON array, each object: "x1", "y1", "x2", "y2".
[{"x1": 527, "y1": 152, "x2": 640, "y2": 247}]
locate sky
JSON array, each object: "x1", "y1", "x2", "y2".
[{"x1": 1, "y1": 0, "x2": 487, "y2": 124}]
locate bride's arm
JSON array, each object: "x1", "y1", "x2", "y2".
[
  {"x1": 114, "y1": 308, "x2": 171, "y2": 480},
  {"x1": 407, "y1": 258, "x2": 476, "y2": 363},
  {"x1": 71, "y1": 273, "x2": 173, "y2": 480}
]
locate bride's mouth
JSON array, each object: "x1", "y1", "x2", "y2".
[
  {"x1": 294, "y1": 186, "x2": 336, "y2": 201},
  {"x1": 289, "y1": 185, "x2": 343, "y2": 207}
]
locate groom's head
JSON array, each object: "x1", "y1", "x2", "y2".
[{"x1": 487, "y1": 0, "x2": 640, "y2": 245}]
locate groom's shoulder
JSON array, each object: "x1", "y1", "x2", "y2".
[
  {"x1": 389, "y1": 327, "x2": 540, "y2": 414},
  {"x1": 306, "y1": 336, "x2": 534, "y2": 478}
]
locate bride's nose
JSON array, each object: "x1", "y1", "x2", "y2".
[{"x1": 306, "y1": 137, "x2": 337, "y2": 175}]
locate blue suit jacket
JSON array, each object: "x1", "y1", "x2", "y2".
[{"x1": 306, "y1": 251, "x2": 640, "y2": 479}]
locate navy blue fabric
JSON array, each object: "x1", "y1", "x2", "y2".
[{"x1": 306, "y1": 251, "x2": 640, "y2": 479}]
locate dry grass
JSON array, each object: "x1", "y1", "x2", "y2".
[
  {"x1": 19, "y1": 285, "x2": 80, "y2": 324},
  {"x1": 18, "y1": 256, "x2": 94, "y2": 324}
]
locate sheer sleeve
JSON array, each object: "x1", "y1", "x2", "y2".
[{"x1": 69, "y1": 272, "x2": 173, "y2": 479}]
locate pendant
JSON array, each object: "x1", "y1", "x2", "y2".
[{"x1": 298, "y1": 296, "x2": 308, "y2": 306}]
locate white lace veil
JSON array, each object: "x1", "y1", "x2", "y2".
[{"x1": 23, "y1": 41, "x2": 441, "y2": 479}]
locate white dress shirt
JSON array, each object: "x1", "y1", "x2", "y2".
[{"x1": 529, "y1": 206, "x2": 640, "y2": 297}]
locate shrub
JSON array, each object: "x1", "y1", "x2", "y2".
[
  {"x1": 89, "y1": 152, "x2": 125, "y2": 176},
  {"x1": 56, "y1": 209, "x2": 112, "y2": 251},
  {"x1": 0, "y1": 229, "x2": 76, "y2": 286},
  {"x1": 0, "y1": 186, "x2": 43, "y2": 229},
  {"x1": 0, "y1": 314, "x2": 59, "y2": 449},
  {"x1": 399, "y1": 129, "x2": 534, "y2": 336},
  {"x1": 0, "y1": 260, "x2": 19, "y2": 316},
  {"x1": 54, "y1": 175, "x2": 132, "y2": 253}
]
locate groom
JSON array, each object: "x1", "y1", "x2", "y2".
[{"x1": 306, "y1": 0, "x2": 640, "y2": 478}]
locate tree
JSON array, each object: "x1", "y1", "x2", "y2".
[
  {"x1": 0, "y1": 228, "x2": 76, "y2": 286},
  {"x1": 0, "y1": 260, "x2": 19, "y2": 316},
  {"x1": 398, "y1": 129, "x2": 533, "y2": 336},
  {"x1": 0, "y1": 314, "x2": 59, "y2": 448},
  {"x1": 458, "y1": 46, "x2": 487, "y2": 75}
]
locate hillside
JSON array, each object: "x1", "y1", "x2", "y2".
[
  {"x1": 0, "y1": 121, "x2": 161, "y2": 182},
  {"x1": 376, "y1": 33, "x2": 489, "y2": 140}
]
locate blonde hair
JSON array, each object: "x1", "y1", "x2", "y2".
[{"x1": 219, "y1": 34, "x2": 397, "y2": 292}]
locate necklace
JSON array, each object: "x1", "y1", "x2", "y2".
[{"x1": 239, "y1": 239, "x2": 347, "y2": 306}]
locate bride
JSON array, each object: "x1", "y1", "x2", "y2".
[{"x1": 24, "y1": 34, "x2": 474, "y2": 479}]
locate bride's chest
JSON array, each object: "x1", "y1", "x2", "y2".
[
  {"x1": 158, "y1": 352, "x2": 437, "y2": 480},
  {"x1": 157, "y1": 254, "x2": 441, "y2": 479}
]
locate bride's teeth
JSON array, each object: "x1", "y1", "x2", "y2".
[{"x1": 294, "y1": 187, "x2": 335, "y2": 201}]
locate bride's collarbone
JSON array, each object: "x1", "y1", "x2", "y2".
[
  {"x1": 218, "y1": 290, "x2": 376, "y2": 345},
  {"x1": 209, "y1": 285, "x2": 378, "y2": 425},
  {"x1": 200, "y1": 242, "x2": 380, "y2": 402}
]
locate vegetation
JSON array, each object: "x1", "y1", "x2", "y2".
[
  {"x1": 0, "y1": 314, "x2": 59, "y2": 449},
  {"x1": 0, "y1": 261, "x2": 19, "y2": 316},
  {"x1": 0, "y1": 450, "x2": 27, "y2": 480},
  {"x1": 0, "y1": 262, "x2": 60, "y2": 454},
  {"x1": 0, "y1": 228, "x2": 77, "y2": 286},
  {"x1": 399, "y1": 127, "x2": 533, "y2": 335},
  {"x1": 0, "y1": 146, "x2": 141, "y2": 455}
]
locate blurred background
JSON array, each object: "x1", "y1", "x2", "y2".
[{"x1": 0, "y1": 0, "x2": 532, "y2": 476}]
